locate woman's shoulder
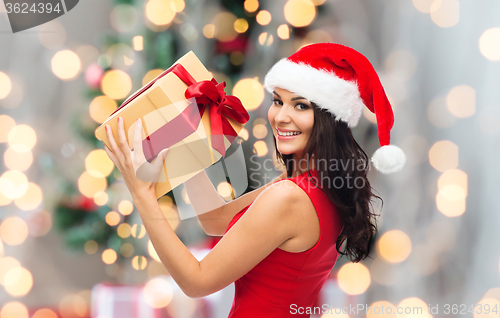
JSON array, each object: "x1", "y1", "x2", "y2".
[{"x1": 257, "y1": 178, "x2": 313, "y2": 212}]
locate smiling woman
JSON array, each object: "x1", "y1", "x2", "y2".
[{"x1": 103, "y1": 43, "x2": 406, "y2": 318}]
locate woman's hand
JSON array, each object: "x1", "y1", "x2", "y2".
[{"x1": 103, "y1": 116, "x2": 169, "y2": 199}]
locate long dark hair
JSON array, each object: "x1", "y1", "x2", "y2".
[{"x1": 273, "y1": 103, "x2": 382, "y2": 263}]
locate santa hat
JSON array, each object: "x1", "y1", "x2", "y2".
[{"x1": 264, "y1": 43, "x2": 406, "y2": 174}]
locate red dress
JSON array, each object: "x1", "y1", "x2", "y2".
[{"x1": 224, "y1": 169, "x2": 344, "y2": 318}]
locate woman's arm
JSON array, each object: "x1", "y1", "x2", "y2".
[
  {"x1": 133, "y1": 179, "x2": 309, "y2": 298},
  {"x1": 184, "y1": 169, "x2": 287, "y2": 236}
]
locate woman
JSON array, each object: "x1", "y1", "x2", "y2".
[{"x1": 103, "y1": 43, "x2": 406, "y2": 317}]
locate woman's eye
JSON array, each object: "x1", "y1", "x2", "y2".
[
  {"x1": 272, "y1": 99, "x2": 283, "y2": 106},
  {"x1": 296, "y1": 103, "x2": 309, "y2": 110}
]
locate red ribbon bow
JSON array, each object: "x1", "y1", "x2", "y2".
[{"x1": 184, "y1": 78, "x2": 249, "y2": 157}]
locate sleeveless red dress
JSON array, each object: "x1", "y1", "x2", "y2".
[{"x1": 224, "y1": 169, "x2": 344, "y2": 318}]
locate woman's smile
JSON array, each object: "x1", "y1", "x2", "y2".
[{"x1": 276, "y1": 127, "x2": 302, "y2": 140}]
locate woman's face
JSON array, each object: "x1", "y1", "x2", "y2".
[{"x1": 268, "y1": 87, "x2": 314, "y2": 159}]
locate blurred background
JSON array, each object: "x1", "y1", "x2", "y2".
[{"x1": 1, "y1": 0, "x2": 500, "y2": 317}]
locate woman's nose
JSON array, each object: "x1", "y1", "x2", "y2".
[{"x1": 274, "y1": 105, "x2": 292, "y2": 123}]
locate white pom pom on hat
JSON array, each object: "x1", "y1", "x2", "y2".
[{"x1": 264, "y1": 43, "x2": 406, "y2": 174}]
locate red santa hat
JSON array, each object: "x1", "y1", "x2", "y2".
[{"x1": 264, "y1": 43, "x2": 406, "y2": 174}]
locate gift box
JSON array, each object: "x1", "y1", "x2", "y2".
[{"x1": 95, "y1": 51, "x2": 249, "y2": 199}]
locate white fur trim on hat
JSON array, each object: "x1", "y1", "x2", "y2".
[
  {"x1": 264, "y1": 58, "x2": 365, "y2": 128},
  {"x1": 370, "y1": 145, "x2": 406, "y2": 174}
]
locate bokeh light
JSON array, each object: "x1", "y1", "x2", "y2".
[
  {"x1": 51, "y1": 50, "x2": 82, "y2": 80},
  {"x1": 89, "y1": 95, "x2": 118, "y2": 124},
  {"x1": 145, "y1": 0, "x2": 176, "y2": 26},
  {"x1": 32, "y1": 309, "x2": 58, "y2": 318},
  {"x1": 0, "y1": 191, "x2": 12, "y2": 206},
  {"x1": 377, "y1": 230, "x2": 412, "y2": 263},
  {"x1": 212, "y1": 12, "x2": 238, "y2": 42},
  {"x1": 132, "y1": 255, "x2": 148, "y2": 270},
  {"x1": 102, "y1": 249, "x2": 117, "y2": 264},
  {"x1": 133, "y1": 35, "x2": 144, "y2": 51},
  {"x1": 118, "y1": 200, "x2": 134, "y2": 215},
  {"x1": 7, "y1": 124, "x2": 37, "y2": 153},
  {"x1": 337, "y1": 263, "x2": 371, "y2": 295},
  {"x1": 479, "y1": 28, "x2": 500, "y2": 61},
  {"x1": 143, "y1": 277, "x2": 173, "y2": 308},
  {"x1": 0, "y1": 217, "x2": 29, "y2": 246},
  {"x1": 0, "y1": 71, "x2": 12, "y2": 99},
  {"x1": 101, "y1": 70, "x2": 132, "y2": 100},
  {"x1": 171, "y1": 0, "x2": 185, "y2": 12},
  {"x1": 120, "y1": 243, "x2": 134, "y2": 257},
  {"x1": 253, "y1": 141, "x2": 268, "y2": 157},
  {"x1": 258, "y1": 32, "x2": 274, "y2": 46},
  {"x1": 117, "y1": 223, "x2": 132, "y2": 238},
  {"x1": 253, "y1": 124, "x2": 268, "y2": 139},
  {"x1": 446, "y1": 85, "x2": 476, "y2": 118},
  {"x1": 0, "y1": 302, "x2": 29, "y2": 318},
  {"x1": 0, "y1": 115, "x2": 16, "y2": 142},
  {"x1": 85, "y1": 149, "x2": 114, "y2": 178},
  {"x1": 428, "y1": 140, "x2": 459, "y2": 172},
  {"x1": 94, "y1": 191, "x2": 109, "y2": 206},
  {"x1": 14, "y1": 182, "x2": 43, "y2": 211},
  {"x1": 284, "y1": 0, "x2": 316, "y2": 28},
  {"x1": 436, "y1": 170, "x2": 467, "y2": 217},
  {"x1": 234, "y1": 18, "x2": 249, "y2": 33},
  {"x1": 58, "y1": 293, "x2": 88, "y2": 318},
  {"x1": 4, "y1": 267, "x2": 33, "y2": 297},
  {"x1": 0, "y1": 170, "x2": 28, "y2": 199},
  {"x1": 0, "y1": 257, "x2": 21, "y2": 285},
  {"x1": 438, "y1": 169, "x2": 467, "y2": 198},
  {"x1": 217, "y1": 181, "x2": 234, "y2": 200},
  {"x1": 430, "y1": 0, "x2": 459, "y2": 28},
  {"x1": 131, "y1": 224, "x2": 147, "y2": 238},
  {"x1": 4, "y1": 147, "x2": 33, "y2": 171},
  {"x1": 230, "y1": 51, "x2": 245, "y2": 65},
  {"x1": 277, "y1": 24, "x2": 290, "y2": 40},
  {"x1": 84, "y1": 240, "x2": 98, "y2": 254},
  {"x1": 78, "y1": 171, "x2": 107, "y2": 198},
  {"x1": 244, "y1": 0, "x2": 259, "y2": 12},
  {"x1": 105, "y1": 211, "x2": 121, "y2": 226},
  {"x1": 232, "y1": 78, "x2": 265, "y2": 111},
  {"x1": 203, "y1": 24, "x2": 215, "y2": 38},
  {"x1": 256, "y1": 10, "x2": 272, "y2": 25}
]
